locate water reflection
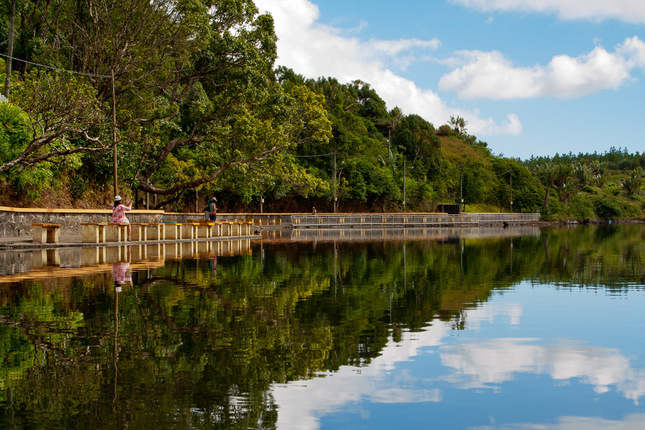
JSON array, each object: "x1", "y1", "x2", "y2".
[
  {"x1": 0, "y1": 225, "x2": 642, "y2": 429},
  {"x1": 274, "y1": 294, "x2": 645, "y2": 428},
  {"x1": 0, "y1": 238, "x2": 252, "y2": 282},
  {"x1": 289, "y1": 225, "x2": 541, "y2": 242},
  {"x1": 112, "y1": 262, "x2": 132, "y2": 290},
  {"x1": 441, "y1": 338, "x2": 645, "y2": 400}
]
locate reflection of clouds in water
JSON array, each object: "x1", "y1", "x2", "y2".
[
  {"x1": 371, "y1": 387, "x2": 442, "y2": 404},
  {"x1": 272, "y1": 304, "x2": 523, "y2": 428},
  {"x1": 471, "y1": 413, "x2": 645, "y2": 430},
  {"x1": 272, "y1": 320, "x2": 452, "y2": 429},
  {"x1": 441, "y1": 339, "x2": 645, "y2": 404},
  {"x1": 271, "y1": 301, "x2": 645, "y2": 429},
  {"x1": 465, "y1": 303, "x2": 523, "y2": 328}
]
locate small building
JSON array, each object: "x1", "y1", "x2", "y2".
[{"x1": 437, "y1": 204, "x2": 461, "y2": 214}]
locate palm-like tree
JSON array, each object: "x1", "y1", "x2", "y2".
[
  {"x1": 534, "y1": 162, "x2": 557, "y2": 213},
  {"x1": 449, "y1": 115, "x2": 468, "y2": 135}
]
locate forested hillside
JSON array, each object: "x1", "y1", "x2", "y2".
[{"x1": 0, "y1": 0, "x2": 643, "y2": 220}]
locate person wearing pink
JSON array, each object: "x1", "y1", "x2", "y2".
[{"x1": 112, "y1": 195, "x2": 132, "y2": 239}]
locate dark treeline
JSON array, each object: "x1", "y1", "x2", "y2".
[{"x1": 0, "y1": 0, "x2": 643, "y2": 219}]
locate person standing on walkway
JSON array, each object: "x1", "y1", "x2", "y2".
[
  {"x1": 112, "y1": 195, "x2": 132, "y2": 239},
  {"x1": 205, "y1": 197, "x2": 217, "y2": 221}
]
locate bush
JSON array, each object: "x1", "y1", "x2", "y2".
[
  {"x1": 569, "y1": 194, "x2": 595, "y2": 220},
  {"x1": 70, "y1": 175, "x2": 88, "y2": 200},
  {"x1": 407, "y1": 177, "x2": 435, "y2": 207},
  {"x1": 0, "y1": 103, "x2": 31, "y2": 166},
  {"x1": 436, "y1": 125, "x2": 453, "y2": 136},
  {"x1": 594, "y1": 195, "x2": 622, "y2": 219},
  {"x1": 605, "y1": 182, "x2": 621, "y2": 196}
]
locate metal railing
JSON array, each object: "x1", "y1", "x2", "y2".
[{"x1": 290, "y1": 213, "x2": 539, "y2": 228}]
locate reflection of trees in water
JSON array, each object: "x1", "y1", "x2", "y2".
[{"x1": 0, "y1": 225, "x2": 642, "y2": 428}]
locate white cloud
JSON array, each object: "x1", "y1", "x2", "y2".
[
  {"x1": 439, "y1": 37, "x2": 645, "y2": 99},
  {"x1": 441, "y1": 338, "x2": 645, "y2": 403},
  {"x1": 254, "y1": 0, "x2": 522, "y2": 136},
  {"x1": 451, "y1": 0, "x2": 645, "y2": 24},
  {"x1": 470, "y1": 414, "x2": 645, "y2": 430}
]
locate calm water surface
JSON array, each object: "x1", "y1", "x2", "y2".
[{"x1": 0, "y1": 225, "x2": 644, "y2": 429}]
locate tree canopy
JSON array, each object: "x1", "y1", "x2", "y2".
[{"x1": 0, "y1": 0, "x2": 643, "y2": 219}]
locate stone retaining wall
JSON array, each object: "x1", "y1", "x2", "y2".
[
  {"x1": 0, "y1": 207, "x2": 164, "y2": 238},
  {"x1": 0, "y1": 206, "x2": 291, "y2": 238},
  {"x1": 0, "y1": 206, "x2": 540, "y2": 238}
]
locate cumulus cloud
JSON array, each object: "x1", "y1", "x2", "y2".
[
  {"x1": 254, "y1": 0, "x2": 522, "y2": 136},
  {"x1": 451, "y1": 0, "x2": 645, "y2": 24},
  {"x1": 441, "y1": 338, "x2": 645, "y2": 403},
  {"x1": 439, "y1": 37, "x2": 645, "y2": 99}
]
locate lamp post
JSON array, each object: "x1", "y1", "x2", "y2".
[{"x1": 4, "y1": 0, "x2": 15, "y2": 98}]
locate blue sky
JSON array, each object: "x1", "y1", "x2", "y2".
[{"x1": 255, "y1": 0, "x2": 645, "y2": 160}]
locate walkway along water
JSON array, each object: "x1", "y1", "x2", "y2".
[{"x1": 0, "y1": 205, "x2": 540, "y2": 250}]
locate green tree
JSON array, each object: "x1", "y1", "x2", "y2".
[
  {"x1": 534, "y1": 162, "x2": 557, "y2": 214},
  {"x1": 622, "y1": 168, "x2": 642, "y2": 197},
  {"x1": 449, "y1": 115, "x2": 467, "y2": 135},
  {"x1": 391, "y1": 114, "x2": 442, "y2": 180}
]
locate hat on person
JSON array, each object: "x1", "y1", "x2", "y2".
[{"x1": 114, "y1": 195, "x2": 122, "y2": 202}]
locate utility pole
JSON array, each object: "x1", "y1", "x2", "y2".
[
  {"x1": 4, "y1": 0, "x2": 16, "y2": 98},
  {"x1": 510, "y1": 170, "x2": 513, "y2": 212},
  {"x1": 333, "y1": 150, "x2": 337, "y2": 213},
  {"x1": 112, "y1": 69, "x2": 118, "y2": 197},
  {"x1": 403, "y1": 157, "x2": 406, "y2": 212},
  {"x1": 460, "y1": 163, "x2": 463, "y2": 212},
  {"x1": 388, "y1": 129, "x2": 391, "y2": 165}
]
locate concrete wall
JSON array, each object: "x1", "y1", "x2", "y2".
[
  {"x1": 0, "y1": 205, "x2": 540, "y2": 238},
  {"x1": 0, "y1": 206, "x2": 165, "y2": 237},
  {"x1": 0, "y1": 206, "x2": 292, "y2": 238}
]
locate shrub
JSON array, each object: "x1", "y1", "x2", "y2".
[
  {"x1": 436, "y1": 124, "x2": 453, "y2": 136},
  {"x1": 70, "y1": 175, "x2": 88, "y2": 200},
  {"x1": 0, "y1": 103, "x2": 31, "y2": 166},
  {"x1": 593, "y1": 195, "x2": 622, "y2": 219},
  {"x1": 569, "y1": 194, "x2": 595, "y2": 220},
  {"x1": 605, "y1": 182, "x2": 621, "y2": 196}
]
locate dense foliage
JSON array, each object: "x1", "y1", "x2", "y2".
[{"x1": 0, "y1": 0, "x2": 643, "y2": 219}]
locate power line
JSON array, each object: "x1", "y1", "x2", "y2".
[
  {"x1": 0, "y1": 53, "x2": 111, "y2": 79},
  {"x1": 289, "y1": 152, "x2": 336, "y2": 159}
]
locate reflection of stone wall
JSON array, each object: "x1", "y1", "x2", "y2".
[
  {"x1": 0, "y1": 239, "x2": 252, "y2": 281},
  {"x1": 289, "y1": 226, "x2": 541, "y2": 243},
  {"x1": 0, "y1": 248, "x2": 83, "y2": 276},
  {"x1": 0, "y1": 250, "x2": 33, "y2": 276}
]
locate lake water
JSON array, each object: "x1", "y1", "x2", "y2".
[{"x1": 0, "y1": 224, "x2": 644, "y2": 429}]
